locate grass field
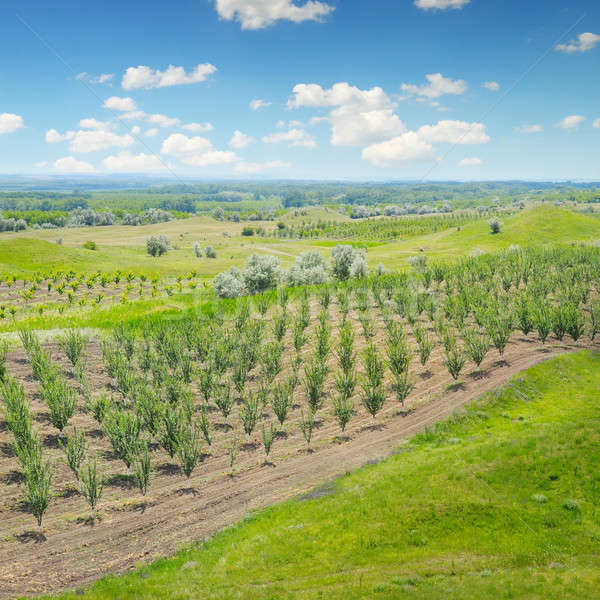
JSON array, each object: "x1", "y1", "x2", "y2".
[{"x1": 39, "y1": 350, "x2": 600, "y2": 600}]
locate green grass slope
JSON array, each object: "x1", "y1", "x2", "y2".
[
  {"x1": 371, "y1": 206, "x2": 600, "y2": 266},
  {"x1": 46, "y1": 351, "x2": 600, "y2": 600}
]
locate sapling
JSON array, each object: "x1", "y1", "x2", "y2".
[
  {"x1": 261, "y1": 422, "x2": 277, "y2": 461},
  {"x1": 227, "y1": 435, "x2": 240, "y2": 476},
  {"x1": 336, "y1": 323, "x2": 356, "y2": 375},
  {"x1": 315, "y1": 319, "x2": 331, "y2": 361},
  {"x1": 386, "y1": 330, "x2": 410, "y2": 378},
  {"x1": 272, "y1": 308, "x2": 288, "y2": 342},
  {"x1": 332, "y1": 395, "x2": 353, "y2": 435},
  {"x1": 445, "y1": 348, "x2": 467, "y2": 381},
  {"x1": 551, "y1": 305, "x2": 567, "y2": 341},
  {"x1": 0, "y1": 339, "x2": 8, "y2": 382},
  {"x1": 158, "y1": 408, "x2": 184, "y2": 465},
  {"x1": 133, "y1": 442, "x2": 152, "y2": 506},
  {"x1": 363, "y1": 344, "x2": 385, "y2": 390},
  {"x1": 214, "y1": 383, "x2": 235, "y2": 425},
  {"x1": 1, "y1": 377, "x2": 33, "y2": 447},
  {"x1": 533, "y1": 302, "x2": 552, "y2": 345},
  {"x1": 486, "y1": 315, "x2": 512, "y2": 358},
  {"x1": 22, "y1": 456, "x2": 53, "y2": 535},
  {"x1": 254, "y1": 293, "x2": 270, "y2": 317},
  {"x1": 335, "y1": 369, "x2": 357, "y2": 401},
  {"x1": 87, "y1": 394, "x2": 112, "y2": 425},
  {"x1": 103, "y1": 409, "x2": 141, "y2": 474},
  {"x1": 300, "y1": 409, "x2": 314, "y2": 450},
  {"x1": 303, "y1": 360, "x2": 328, "y2": 415},
  {"x1": 261, "y1": 342, "x2": 284, "y2": 380},
  {"x1": 197, "y1": 366, "x2": 215, "y2": 406},
  {"x1": 270, "y1": 382, "x2": 293, "y2": 432},
  {"x1": 392, "y1": 373, "x2": 414, "y2": 409},
  {"x1": 463, "y1": 328, "x2": 490, "y2": 370},
  {"x1": 177, "y1": 422, "x2": 202, "y2": 487},
  {"x1": 563, "y1": 302, "x2": 584, "y2": 342},
  {"x1": 59, "y1": 427, "x2": 87, "y2": 489},
  {"x1": 197, "y1": 406, "x2": 213, "y2": 447},
  {"x1": 240, "y1": 392, "x2": 260, "y2": 443},
  {"x1": 80, "y1": 459, "x2": 104, "y2": 520},
  {"x1": 589, "y1": 301, "x2": 600, "y2": 341},
  {"x1": 58, "y1": 329, "x2": 87, "y2": 370},
  {"x1": 40, "y1": 376, "x2": 77, "y2": 434},
  {"x1": 361, "y1": 379, "x2": 386, "y2": 424}
]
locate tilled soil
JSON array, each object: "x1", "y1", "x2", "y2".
[{"x1": 0, "y1": 322, "x2": 594, "y2": 598}]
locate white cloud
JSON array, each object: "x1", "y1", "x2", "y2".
[
  {"x1": 414, "y1": 0, "x2": 470, "y2": 9},
  {"x1": 483, "y1": 81, "x2": 500, "y2": 92},
  {"x1": 401, "y1": 73, "x2": 467, "y2": 99},
  {"x1": 34, "y1": 161, "x2": 48, "y2": 168},
  {"x1": 556, "y1": 115, "x2": 586, "y2": 130},
  {"x1": 0, "y1": 113, "x2": 24, "y2": 134},
  {"x1": 78, "y1": 118, "x2": 112, "y2": 130},
  {"x1": 182, "y1": 151, "x2": 239, "y2": 167},
  {"x1": 120, "y1": 111, "x2": 147, "y2": 121},
  {"x1": 182, "y1": 122, "x2": 213, "y2": 132},
  {"x1": 161, "y1": 133, "x2": 213, "y2": 157},
  {"x1": 214, "y1": 0, "x2": 335, "y2": 30},
  {"x1": 131, "y1": 126, "x2": 141, "y2": 135},
  {"x1": 594, "y1": 118, "x2": 600, "y2": 129},
  {"x1": 362, "y1": 132, "x2": 435, "y2": 167},
  {"x1": 77, "y1": 72, "x2": 113, "y2": 84},
  {"x1": 250, "y1": 99, "x2": 271, "y2": 110},
  {"x1": 103, "y1": 96, "x2": 138, "y2": 112},
  {"x1": 145, "y1": 128, "x2": 159, "y2": 138},
  {"x1": 262, "y1": 128, "x2": 316, "y2": 148},
  {"x1": 517, "y1": 124, "x2": 543, "y2": 134},
  {"x1": 148, "y1": 113, "x2": 181, "y2": 128},
  {"x1": 234, "y1": 160, "x2": 292, "y2": 174},
  {"x1": 276, "y1": 120, "x2": 286, "y2": 128},
  {"x1": 459, "y1": 157, "x2": 482, "y2": 166},
  {"x1": 229, "y1": 130, "x2": 255, "y2": 149},
  {"x1": 103, "y1": 151, "x2": 167, "y2": 172},
  {"x1": 53, "y1": 156, "x2": 96, "y2": 173},
  {"x1": 288, "y1": 82, "x2": 394, "y2": 109},
  {"x1": 417, "y1": 120, "x2": 490, "y2": 144},
  {"x1": 556, "y1": 32, "x2": 600, "y2": 54},
  {"x1": 122, "y1": 64, "x2": 216, "y2": 90},
  {"x1": 329, "y1": 106, "x2": 406, "y2": 146},
  {"x1": 69, "y1": 130, "x2": 135, "y2": 153},
  {"x1": 45, "y1": 129, "x2": 75, "y2": 143}
]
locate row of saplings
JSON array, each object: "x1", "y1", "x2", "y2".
[{"x1": 1, "y1": 271, "x2": 597, "y2": 536}]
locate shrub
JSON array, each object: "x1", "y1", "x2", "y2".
[
  {"x1": 489, "y1": 216, "x2": 503, "y2": 234},
  {"x1": 205, "y1": 245, "x2": 217, "y2": 258},
  {"x1": 349, "y1": 251, "x2": 369, "y2": 279},
  {"x1": 261, "y1": 422, "x2": 277, "y2": 460},
  {"x1": 300, "y1": 409, "x2": 315, "y2": 450},
  {"x1": 242, "y1": 254, "x2": 281, "y2": 295},
  {"x1": 331, "y1": 245, "x2": 358, "y2": 280},
  {"x1": 445, "y1": 349, "x2": 467, "y2": 381},
  {"x1": 133, "y1": 442, "x2": 152, "y2": 505},
  {"x1": 270, "y1": 383, "x2": 293, "y2": 432},
  {"x1": 40, "y1": 376, "x2": 77, "y2": 433},
  {"x1": 146, "y1": 234, "x2": 171, "y2": 257},
  {"x1": 22, "y1": 456, "x2": 53, "y2": 534},
  {"x1": 214, "y1": 383, "x2": 235, "y2": 425},
  {"x1": 240, "y1": 393, "x2": 260, "y2": 442},
  {"x1": 59, "y1": 427, "x2": 87, "y2": 488},
  {"x1": 82, "y1": 240, "x2": 97, "y2": 250},
  {"x1": 332, "y1": 395, "x2": 353, "y2": 434},
  {"x1": 241, "y1": 226, "x2": 254, "y2": 236},
  {"x1": 214, "y1": 267, "x2": 246, "y2": 298},
  {"x1": 285, "y1": 251, "x2": 329, "y2": 286},
  {"x1": 58, "y1": 329, "x2": 87, "y2": 369},
  {"x1": 177, "y1": 423, "x2": 201, "y2": 487},
  {"x1": 192, "y1": 242, "x2": 202, "y2": 258},
  {"x1": 103, "y1": 410, "x2": 141, "y2": 473},
  {"x1": 303, "y1": 360, "x2": 328, "y2": 414}
]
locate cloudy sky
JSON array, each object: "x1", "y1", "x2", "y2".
[{"x1": 0, "y1": 0, "x2": 599, "y2": 180}]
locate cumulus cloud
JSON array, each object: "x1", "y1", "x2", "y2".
[
  {"x1": 0, "y1": 113, "x2": 24, "y2": 134},
  {"x1": 103, "y1": 151, "x2": 168, "y2": 172},
  {"x1": 78, "y1": 118, "x2": 112, "y2": 130},
  {"x1": 119, "y1": 111, "x2": 147, "y2": 121},
  {"x1": 262, "y1": 128, "x2": 316, "y2": 148},
  {"x1": 161, "y1": 133, "x2": 238, "y2": 167},
  {"x1": 131, "y1": 126, "x2": 141, "y2": 135},
  {"x1": 483, "y1": 81, "x2": 500, "y2": 91},
  {"x1": 214, "y1": 0, "x2": 335, "y2": 30},
  {"x1": 362, "y1": 132, "x2": 435, "y2": 167},
  {"x1": 250, "y1": 99, "x2": 271, "y2": 110},
  {"x1": 103, "y1": 96, "x2": 138, "y2": 112},
  {"x1": 229, "y1": 130, "x2": 255, "y2": 149},
  {"x1": 69, "y1": 130, "x2": 135, "y2": 153},
  {"x1": 556, "y1": 32, "x2": 600, "y2": 54},
  {"x1": 594, "y1": 118, "x2": 600, "y2": 129},
  {"x1": 45, "y1": 129, "x2": 75, "y2": 143},
  {"x1": 77, "y1": 72, "x2": 113, "y2": 84},
  {"x1": 148, "y1": 113, "x2": 181, "y2": 128},
  {"x1": 458, "y1": 157, "x2": 482, "y2": 166},
  {"x1": 417, "y1": 120, "x2": 490, "y2": 144},
  {"x1": 182, "y1": 122, "x2": 213, "y2": 132},
  {"x1": 145, "y1": 128, "x2": 159, "y2": 138},
  {"x1": 288, "y1": 82, "x2": 394, "y2": 109},
  {"x1": 35, "y1": 161, "x2": 48, "y2": 168},
  {"x1": 516, "y1": 124, "x2": 543, "y2": 134},
  {"x1": 556, "y1": 115, "x2": 586, "y2": 130},
  {"x1": 414, "y1": 0, "x2": 470, "y2": 9},
  {"x1": 122, "y1": 64, "x2": 216, "y2": 90},
  {"x1": 401, "y1": 73, "x2": 467, "y2": 99},
  {"x1": 53, "y1": 156, "x2": 96, "y2": 173}
]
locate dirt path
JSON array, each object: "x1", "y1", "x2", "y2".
[
  {"x1": 0, "y1": 333, "x2": 592, "y2": 598},
  {"x1": 253, "y1": 246, "x2": 297, "y2": 258}
]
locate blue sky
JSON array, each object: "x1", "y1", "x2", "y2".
[{"x1": 0, "y1": 0, "x2": 599, "y2": 180}]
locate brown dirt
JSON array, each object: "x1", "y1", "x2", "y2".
[{"x1": 0, "y1": 315, "x2": 595, "y2": 598}]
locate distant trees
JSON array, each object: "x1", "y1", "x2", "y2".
[{"x1": 489, "y1": 216, "x2": 503, "y2": 234}]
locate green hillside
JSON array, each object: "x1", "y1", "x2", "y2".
[{"x1": 46, "y1": 351, "x2": 600, "y2": 600}]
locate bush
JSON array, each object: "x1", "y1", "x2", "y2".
[
  {"x1": 146, "y1": 234, "x2": 171, "y2": 257},
  {"x1": 205, "y1": 245, "x2": 217, "y2": 258},
  {"x1": 489, "y1": 216, "x2": 503, "y2": 234},
  {"x1": 82, "y1": 241, "x2": 97, "y2": 251},
  {"x1": 214, "y1": 267, "x2": 246, "y2": 298},
  {"x1": 242, "y1": 254, "x2": 280, "y2": 295},
  {"x1": 241, "y1": 226, "x2": 254, "y2": 236},
  {"x1": 331, "y1": 245, "x2": 358, "y2": 280},
  {"x1": 192, "y1": 242, "x2": 202, "y2": 258},
  {"x1": 285, "y1": 251, "x2": 329, "y2": 286},
  {"x1": 349, "y1": 251, "x2": 369, "y2": 278}
]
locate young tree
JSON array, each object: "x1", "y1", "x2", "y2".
[
  {"x1": 336, "y1": 322, "x2": 356, "y2": 375},
  {"x1": 332, "y1": 395, "x2": 354, "y2": 435},
  {"x1": 59, "y1": 427, "x2": 87, "y2": 489},
  {"x1": 486, "y1": 315, "x2": 512, "y2": 358},
  {"x1": 40, "y1": 376, "x2": 77, "y2": 435},
  {"x1": 133, "y1": 442, "x2": 152, "y2": 507},
  {"x1": 445, "y1": 348, "x2": 467, "y2": 381},
  {"x1": 361, "y1": 379, "x2": 386, "y2": 424},
  {"x1": 303, "y1": 360, "x2": 328, "y2": 415},
  {"x1": 270, "y1": 382, "x2": 293, "y2": 432},
  {"x1": 300, "y1": 409, "x2": 315, "y2": 450},
  {"x1": 177, "y1": 423, "x2": 202, "y2": 488},
  {"x1": 240, "y1": 393, "x2": 260, "y2": 443},
  {"x1": 227, "y1": 435, "x2": 240, "y2": 476},
  {"x1": 488, "y1": 217, "x2": 502, "y2": 234},
  {"x1": 335, "y1": 370, "x2": 357, "y2": 401},
  {"x1": 391, "y1": 373, "x2": 414, "y2": 409},
  {"x1": 261, "y1": 422, "x2": 277, "y2": 461},
  {"x1": 214, "y1": 383, "x2": 235, "y2": 426},
  {"x1": 58, "y1": 329, "x2": 87, "y2": 370},
  {"x1": 22, "y1": 457, "x2": 53, "y2": 535},
  {"x1": 197, "y1": 406, "x2": 213, "y2": 447},
  {"x1": 103, "y1": 409, "x2": 141, "y2": 474},
  {"x1": 158, "y1": 408, "x2": 184, "y2": 465},
  {"x1": 533, "y1": 302, "x2": 552, "y2": 345},
  {"x1": 80, "y1": 459, "x2": 104, "y2": 520},
  {"x1": 463, "y1": 328, "x2": 490, "y2": 370}
]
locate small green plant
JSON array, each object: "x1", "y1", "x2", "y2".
[
  {"x1": 22, "y1": 456, "x2": 53, "y2": 535},
  {"x1": 300, "y1": 409, "x2": 315, "y2": 450},
  {"x1": 332, "y1": 395, "x2": 353, "y2": 435},
  {"x1": 59, "y1": 427, "x2": 87, "y2": 489},
  {"x1": 82, "y1": 240, "x2": 97, "y2": 250},
  {"x1": 445, "y1": 349, "x2": 467, "y2": 381},
  {"x1": 261, "y1": 422, "x2": 277, "y2": 461},
  {"x1": 270, "y1": 382, "x2": 293, "y2": 432},
  {"x1": 133, "y1": 442, "x2": 153, "y2": 507},
  {"x1": 240, "y1": 393, "x2": 260, "y2": 443},
  {"x1": 80, "y1": 459, "x2": 104, "y2": 520}
]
